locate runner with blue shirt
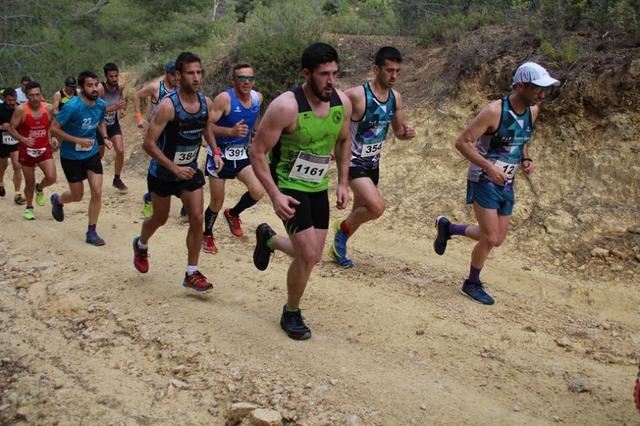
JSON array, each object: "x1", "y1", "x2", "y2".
[
  {"x1": 50, "y1": 70, "x2": 113, "y2": 245},
  {"x1": 330, "y1": 46, "x2": 415, "y2": 267},
  {"x1": 433, "y1": 62, "x2": 559, "y2": 305},
  {"x1": 202, "y1": 63, "x2": 264, "y2": 254}
]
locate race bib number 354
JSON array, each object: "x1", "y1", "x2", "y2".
[
  {"x1": 362, "y1": 141, "x2": 384, "y2": 158},
  {"x1": 288, "y1": 152, "x2": 331, "y2": 183}
]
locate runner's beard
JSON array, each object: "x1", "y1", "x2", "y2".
[
  {"x1": 83, "y1": 90, "x2": 99, "y2": 101},
  {"x1": 309, "y1": 78, "x2": 331, "y2": 102}
]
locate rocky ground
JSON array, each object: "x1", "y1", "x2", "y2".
[{"x1": 1, "y1": 35, "x2": 640, "y2": 426}]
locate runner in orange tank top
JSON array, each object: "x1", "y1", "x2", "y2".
[{"x1": 8, "y1": 81, "x2": 57, "y2": 220}]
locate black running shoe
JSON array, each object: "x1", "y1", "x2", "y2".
[
  {"x1": 433, "y1": 215, "x2": 451, "y2": 255},
  {"x1": 0, "y1": 185, "x2": 5, "y2": 197},
  {"x1": 253, "y1": 223, "x2": 276, "y2": 271},
  {"x1": 460, "y1": 279, "x2": 495, "y2": 305},
  {"x1": 280, "y1": 305, "x2": 311, "y2": 340}
]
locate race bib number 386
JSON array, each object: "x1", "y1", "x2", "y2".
[
  {"x1": 173, "y1": 145, "x2": 198, "y2": 165},
  {"x1": 288, "y1": 152, "x2": 331, "y2": 183}
]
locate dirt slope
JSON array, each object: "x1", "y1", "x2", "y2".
[{"x1": 1, "y1": 36, "x2": 640, "y2": 425}]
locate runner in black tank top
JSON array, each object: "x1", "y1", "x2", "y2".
[
  {"x1": 132, "y1": 52, "x2": 223, "y2": 293},
  {"x1": 98, "y1": 62, "x2": 128, "y2": 192}
]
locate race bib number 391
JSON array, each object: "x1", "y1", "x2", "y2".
[
  {"x1": 225, "y1": 145, "x2": 248, "y2": 161},
  {"x1": 174, "y1": 145, "x2": 198, "y2": 165},
  {"x1": 288, "y1": 152, "x2": 331, "y2": 183}
]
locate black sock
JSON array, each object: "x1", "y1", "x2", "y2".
[
  {"x1": 114, "y1": 174, "x2": 120, "y2": 180},
  {"x1": 229, "y1": 192, "x2": 259, "y2": 217},
  {"x1": 204, "y1": 207, "x2": 218, "y2": 235}
]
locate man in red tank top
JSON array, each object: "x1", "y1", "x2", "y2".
[{"x1": 9, "y1": 81, "x2": 57, "y2": 220}]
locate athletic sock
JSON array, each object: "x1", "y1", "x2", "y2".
[
  {"x1": 143, "y1": 192, "x2": 152, "y2": 203},
  {"x1": 186, "y1": 265, "x2": 198, "y2": 276},
  {"x1": 229, "y1": 191, "x2": 258, "y2": 217},
  {"x1": 449, "y1": 223, "x2": 468, "y2": 236},
  {"x1": 137, "y1": 239, "x2": 148, "y2": 250},
  {"x1": 266, "y1": 236, "x2": 275, "y2": 250},
  {"x1": 114, "y1": 174, "x2": 120, "y2": 180},
  {"x1": 204, "y1": 207, "x2": 218, "y2": 235},
  {"x1": 88, "y1": 224, "x2": 97, "y2": 234},
  {"x1": 285, "y1": 304, "x2": 300, "y2": 313},
  {"x1": 469, "y1": 265, "x2": 482, "y2": 284},
  {"x1": 340, "y1": 220, "x2": 351, "y2": 236},
  {"x1": 35, "y1": 183, "x2": 42, "y2": 192}
]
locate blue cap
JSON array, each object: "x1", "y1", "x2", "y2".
[{"x1": 164, "y1": 62, "x2": 176, "y2": 73}]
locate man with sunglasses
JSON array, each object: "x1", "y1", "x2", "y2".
[
  {"x1": 433, "y1": 62, "x2": 559, "y2": 305},
  {"x1": 202, "y1": 63, "x2": 264, "y2": 253}
]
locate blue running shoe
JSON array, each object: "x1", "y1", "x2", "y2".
[
  {"x1": 50, "y1": 193, "x2": 64, "y2": 222},
  {"x1": 329, "y1": 220, "x2": 353, "y2": 267},
  {"x1": 460, "y1": 279, "x2": 495, "y2": 305},
  {"x1": 433, "y1": 216, "x2": 451, "y2": 255},
  {"x1": 86, "y1": 232, "x2": 105, "y2": 246}
]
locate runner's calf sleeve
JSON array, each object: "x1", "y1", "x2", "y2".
[{"x1": 230, "y1": 191, "x2": 259, "y2": 217}]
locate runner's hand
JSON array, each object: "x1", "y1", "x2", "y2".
[
  {"x1": 486, "y1": 165, "x2": 509, "y2": 186},
  {"x1": 271, "y1": 191, "x2": 300, "y2": 221},
  {"x1": 51, "y1": 137, "x2": 60, "y2": 151},
  {"x1": 232, "y1": 119, "x2": 248, "y2": 137},
  {"x1": 173, "y1": 165, "x2": 195, "y2": 180},
  {"x1": 401, "y1": 123, "x2": 416, "y2": 139},
  {"x1": 522, "y1": 159, "x2": 534, "y2": 175},
  {"x1": 136, "y1": 117, "x2": 147, "y2": 129},
  {"x1": 78, "y1": 138, "x2": 94, "y2": 149},
  {"x1": 336, "y1": 184, "x2": 349, "y2": 210},
  {"x1": 23, "y1": 137, "x2": 36, "y2": 147},
  {"x1": 115, "y1": 100, "x2": 126, "y2": 111},
  {"x1": 104, "y1": 138, "x2": 113, "y2": 150},
  {"x1": 213, "y1": 154, "x2": 224, "y2": 172}
]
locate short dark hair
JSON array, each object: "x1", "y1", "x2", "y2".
[
  {"x1": 78, "y1": 70, "x2": 99, "y2": 87},
  {"x1": 103, "y1": 63, "x2": 119, "y2": 75},
  {"x1": 64, "y1": 76, "x2": 77, "y2": 87},
  {"x1": 301, "y1": 43, "x2": 339, "y2": 71},
  {"x1": 3, "y1": 88, "x2": 17, "y2": 98},
  {"x1": 25, "y1": 81, "x2": 41, "y2": 93},
  {"x1": 374, "y1": 46, "x2": 402, "y2": 66},
  {"x1": 20, "y1": 76, "x2": 31, "y2": 83},
  {"x1": 175, "y1": 51, "x2": 201, "y2": 73},
  {"x1": 232, "y1": 63, "x2": 253, "y2": 77}
]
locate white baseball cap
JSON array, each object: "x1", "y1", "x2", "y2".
[{"x1": 513, "y1": 62, "x2": 560, "y2": 87}]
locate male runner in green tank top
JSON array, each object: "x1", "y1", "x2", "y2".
[{"x1": 250, "y1": 42, "x2": 352, "y2": 340}]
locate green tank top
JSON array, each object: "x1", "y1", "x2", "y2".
[{"x1": 270, "y1": 86, "x2": 345, "y2": 192}]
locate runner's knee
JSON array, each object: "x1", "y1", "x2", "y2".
[{"x1": 369, "y1": 198, "x2": 385, "y2": 219}]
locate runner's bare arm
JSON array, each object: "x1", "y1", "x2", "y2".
[
  {"x1": 142, "y1": 98, "x2": 193, "y2": 179},
  {"x1": 97, "y1": 121, "x2": 113, "y2": 150},
  {"x1": 204, "y1": 97, "x2": 223, "y2": 171},
  {"x1": 345, "y1": 85, "x2": 366, "y2": 122},
  {"x1": 334, "y1": 90, "x2": 352, "y2": 210},
  {"x1": 249, "y1": 93, "x2": 300, "y2": 220},
  {"x1": 51, "y1": 91, "x2": 62, "y2": 116},
  {"x1": 8, "y1": 106, "x2": 32, "y2": 146},
  {"x1": 134, "y1": 81, "x2": 159, "y2": 127},
  {"x1": 252, "y1": 91, "x2": 264, "y2": 135},
  {"x1": 391, "y1": 90, "x2": 415, "y2": 140},
  {"x1": 454, "y1": 100, "x2": 509, "y2": 185}
]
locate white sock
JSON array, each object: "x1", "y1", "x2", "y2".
[
  {"x1": 186, "y1": 265, "x2": 198, "y2": 276},
  {"x1": 137, "y1": 239, "x2": 148, "y2": 250}
]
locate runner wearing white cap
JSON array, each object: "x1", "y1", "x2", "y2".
[{"x1": 433, "y1": 62, "x2": 559, "y2": 305}]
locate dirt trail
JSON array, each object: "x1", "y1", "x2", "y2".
[{"x1": 1, "y1": 123, "x2": 639, "y2": 425}]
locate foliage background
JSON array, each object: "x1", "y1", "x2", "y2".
[{"x1": 1, "y1": 0, "x2": 639, "y2": 96}]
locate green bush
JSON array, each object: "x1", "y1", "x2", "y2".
[
  {"x1": 225, "y1": 0, "x2": 326, "y2": 102},
  {"x1": 540, "y1": 37, "x2": 583, "y2": 65}
]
